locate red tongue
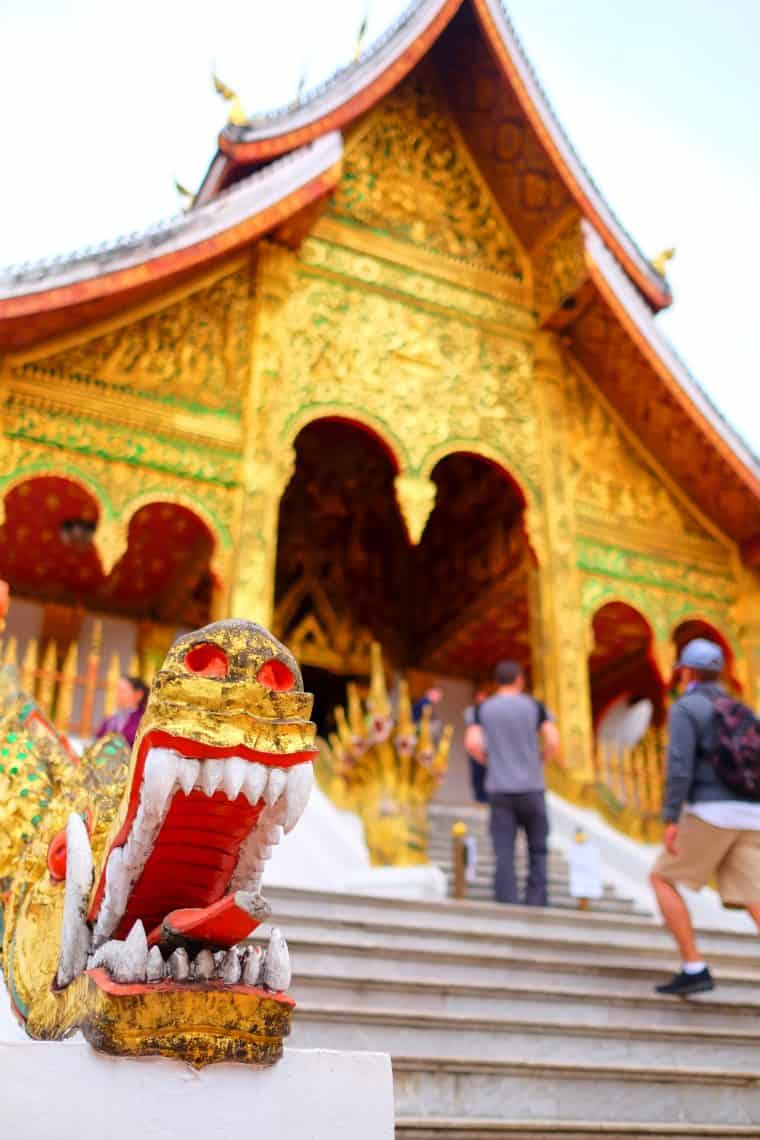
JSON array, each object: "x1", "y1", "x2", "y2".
[{"x1": 147, "y1": 892, "x2": 270, "y2": 951}]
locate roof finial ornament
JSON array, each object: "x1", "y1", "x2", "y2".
[
  {"x1": 291, "y1": 70, "x2": 308, "y2": 110},
  {"x1": 212, "y1": 73, "x2": 247, "y2": 127},
  {"x1": 651, "y1": 247, "x2": 676, "y2": 278},
  {"x1": 354, "y1": 4, "x2": 370, "y2": 63},
  {"x1": 173, "y1": 179, "x2": 195, "y2": 212}
]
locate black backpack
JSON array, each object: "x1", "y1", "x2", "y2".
[{"x1": 706, "y1": 695, "x2": 760, "y2": 801}]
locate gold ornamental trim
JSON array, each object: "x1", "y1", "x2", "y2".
[
  {"x1": 7, "y1": 376, "x2": 243, "y2": 447},
  {"x1": 313, "y1": 216, "x2": 532, "y2": 319}
]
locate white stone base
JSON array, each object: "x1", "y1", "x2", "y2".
[{"x1": 0, "y1": 1042, "x2": 394, "y2": 1139}]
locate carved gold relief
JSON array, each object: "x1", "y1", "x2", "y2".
[
  {"x1": 566, "y1": 365, "x2": 721, "y2": 545},
  {"x1": 15, "y1": 266, "x2": 251, "y2": 417},
  {"x1": 260, "y1": 263, "x2": 539, "y2": 492},
  {"x1": 332, "y1": 72, "x2": 528, "y2": 288},
  {"x1": 533, "y1": 219, "x2": 586, "y2": 319}
]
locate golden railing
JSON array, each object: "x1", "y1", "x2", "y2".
[
  {"x1": 0, "y1": 623, "x2": 154, "y2": 740},
  {"x1": 548, "y1": 728, "x2": 667, "y2": 842}
]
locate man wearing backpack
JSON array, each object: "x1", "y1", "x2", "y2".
[{"x1": 651, "y1": 638, "x2": 760, "y2": 996}]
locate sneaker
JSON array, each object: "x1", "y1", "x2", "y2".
[{"x1": 655, "y1": 967, "x2": 715, "y2": 997}]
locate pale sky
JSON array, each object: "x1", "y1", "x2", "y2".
[{"x1": 1, "y1": 1, "x2": 758, "y2": 454}]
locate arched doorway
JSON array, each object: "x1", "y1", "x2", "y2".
[
  {"x1": 1, "y1": 489, "x2": 217, "y2": 730},
  {"x1": 0, "y1": 475, "x2": 103, "y2": 603},
  {"x1": 589, "y1": 602, "x2": 665, "y2": 745},
  {"x1": 273, "y1": 418, "x2": 409, "y2": 735},
  {"x1": 273, "y1": 431, "x2": 539, "y2": 797},
  {"x1": 412, "y1": 452, "x2": 534, "y2": 682},
  {"x1": 672, "y1": 618, "x2": 741, "y2": 694}
]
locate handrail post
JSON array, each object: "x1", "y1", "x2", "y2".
[{"x1": 451, "y1": 821, "x2": 468, "y2": 900}]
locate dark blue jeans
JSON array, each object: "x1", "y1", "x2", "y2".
[{"x1": 489, "y1": 790, "x2": 549, "y2": 906}]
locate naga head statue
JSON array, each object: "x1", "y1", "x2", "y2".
[{"x1": 2, "y1": 619, "x2": 316, "y2": 1067}]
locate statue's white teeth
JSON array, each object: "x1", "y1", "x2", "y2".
[
  {"x1": 282, "y1": 761, "x2": 314, "y2": 832},
  {"x1": 242, "y1": 945, "x2": 263, "y2": 986},
  {"x1": 146, "y1": 945, "x2": 167, "y2": 981},
  {"x1": 91, "y1": 920, "x2": 148, "y2": 984},
  {"x1": 84, "y1": 935, "x2": 287, "y2": 989},
  {"x1": 262, "y1": 928, "x2": 291, "y2": 992},
  {"x1": 55, "y1": 813, "x2": 94, "y2": 988}
]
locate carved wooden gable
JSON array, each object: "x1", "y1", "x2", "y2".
[
  {"x1": 329, "y1": 72, "x2": 528, "y2": 287},
  {"x1": 566, "y1": 367, "x2": 722, "y2": 548},
  {"x1": 15, "y1": 266, "x2": 251, "y2": 418}
]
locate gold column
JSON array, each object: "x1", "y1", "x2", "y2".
[
  {"x1": 736, "y1": 567, "x2": 760, "y2": 709},
  {"x1": 230, "y1": 452, "x2": 295, "y2": 627},
  {"x1": 531, "y1": 331, "x2": 595, "y2": 780},
  {"x1": 230, "y1": 242, "x2": 298, "y2": 628}
]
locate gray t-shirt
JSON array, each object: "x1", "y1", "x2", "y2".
[{"x1": 478, "y1": 692, "x2": 548, "y2": 795}]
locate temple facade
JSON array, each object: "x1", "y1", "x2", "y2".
[{"x1": 0, "y1": 0, "x2": 758, "y2": 803}]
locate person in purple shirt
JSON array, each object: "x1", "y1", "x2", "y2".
[{"x1": 96, "y1": 674, "x2": 149, "y2": 747}]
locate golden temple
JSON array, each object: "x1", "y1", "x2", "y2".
[{"x1": 0, "y1": 0, "x2": 758, "y2": 818}]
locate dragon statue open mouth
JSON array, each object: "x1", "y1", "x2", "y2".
[{"x1": 2, "y1": 619, "x2": 316, "y2": 1067}]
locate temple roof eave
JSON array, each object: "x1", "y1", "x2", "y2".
[
  {"x1": 582, "y1": 222, "x2": 760, "y2": 489},
  {"x1": 211, "y1": 0, "x2": 670, "y2": 312},
  {"x1": 0, "y1": 133, "x2": 343, "y2": 347}
]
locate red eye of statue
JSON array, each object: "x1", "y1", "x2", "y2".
[
  {"x1": 257, "y1": 659, "x2": 295, "y2": 692},
  {"x1": 47, "y1": 830, "x2": 68, "y2": 881},
  {"x1": 184, "y1": 642, "x2": 229, "y2": 678}
]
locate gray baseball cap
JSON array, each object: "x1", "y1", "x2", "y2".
[{"x1": 676, "y1": 637, "x2": 724, "y2": 671}]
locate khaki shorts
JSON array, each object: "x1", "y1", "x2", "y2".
[{"x1": 652, "y1": 811, "x2": 760, "y2": 907}]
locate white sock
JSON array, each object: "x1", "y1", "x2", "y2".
[{"x1": 682, "y1": 960, "x2": 707, "y2": 974}]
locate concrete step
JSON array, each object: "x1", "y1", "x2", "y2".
[
  {"x1": 264, "y1": 888, "x2": 760, "y2": 965},
  {"x1": 291, "y1": 972, "x2": 760, "y2": 1031},
  {"x1": 391, "y1": 1056, "x2": 760, "y2": 1126},
  {"x1": 291, "y1": 1004, "x2": 760, "y2": 1071},
  {"x1": 283, "y1": 933, "x2": 760, "y2": 1000},
  {"x1": 272, "y1": 918, "x2": 760, "y2": 978},
  {"x1": 396, "y1": 1120, "x2": 760, "y2": 1138},
  {"x1": 449, "y1": 887, "x2": 640, "y2": 914}
]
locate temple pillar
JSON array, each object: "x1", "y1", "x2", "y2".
[
  {"x1": 736, "y1": 568, "x2": 760, "y2": 709},
  {"x1": 230, "y1": 242, "x2": 298, "y2": 627},
  {"x1": 230, "y1": 452, "x2": 294, "y2": 627},
  {"x1": 530, "y1": 332, "x2": 595, "y2": 780}
]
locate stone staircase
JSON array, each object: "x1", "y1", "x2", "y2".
[
  {"x1": 428, "y1": 803, "x2": 643, "y2": 915},
  {"x1": 261, "y1": 878, "x2": 760, "y2": 1137}
]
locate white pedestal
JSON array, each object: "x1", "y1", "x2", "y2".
[{"x1": 0, "y1": 1043, "x2": 395, "y2": 1139}]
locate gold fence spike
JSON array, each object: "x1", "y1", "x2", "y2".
[
  {"x1": 55, "y1": 641, "x2": 78, "y2": 732},
  {"x1": 21, "y1": 638, "x2": 38, "y2": 694},
  {"x1": 90, "y1": 619, "x2": 103, "y2": 654},
  {"x1": 38, "y1": 639, "x2": 58, "y2": 719},
  {"x1": 2, "y1": 635, "x2": 17, "y2": 668},
  {"x1": 128, "y1": 652, "x2": 140, "y2": 678},
  {"x1": 105, "y1": 651, "x2": 121, "y2": 717}
]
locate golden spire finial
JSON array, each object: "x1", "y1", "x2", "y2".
[
  {"x1": 346, "y1": 682, "x2": 365, "y2": 739},
  {"x1": 651, "y1": 247, "x2": 676, "y2": 278},
  {"x1": 174, "y1": 179, "x2": 195, "y2": 211},
  {"x1": 354, "y1": 7, "x2": 369, "y2": 62},
  {"x1": 367, "y1": 641, "x2": 390, "y2": 719},
  {"x1": 212, "y1": 73, "x2": 247, "y2": 127},
  {"x1": 395, "y1": 679, "x2": 413, "y2": 740}
]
